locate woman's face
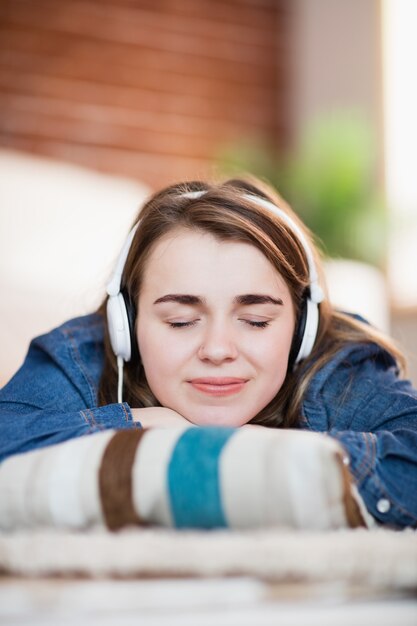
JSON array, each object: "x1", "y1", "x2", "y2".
[{"x1": 136, "y1": 228, "x2": 295, "y2": 427}]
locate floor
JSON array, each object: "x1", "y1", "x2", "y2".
[{"x1": 1, "y1": 576, "x2": 416, "y2": 626}]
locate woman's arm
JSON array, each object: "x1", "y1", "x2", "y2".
[
  {"x1": 0, "y1": 334, "x2": 140, "y2": 463},
  {"x1": 0, "y1": 401, "x2": 139, "y2": 463},
  {"x1": 328, "y1": 428, "x2": 417, "y2": 528},
  {"x1": 130, "y1": 407, "x2": 193, "y2": 428},
  {"x1": 304, "y1": 346, "x2": 417, "y2": 528}
]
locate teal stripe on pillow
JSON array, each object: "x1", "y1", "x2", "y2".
[{"x1": 167, "y1": 427, "x2": 235, "y2": 528}]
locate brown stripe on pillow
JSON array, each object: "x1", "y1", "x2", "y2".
[
  {"x1": 336, "y1": 452, "x2": 367, "y2": 528},
  {"x1": 99, "y1": 429, "x2": 147, "y2": 530}
]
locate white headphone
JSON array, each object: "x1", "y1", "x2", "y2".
[{"x1": 106, "y1": 191, "x2": 324, "y2": 402}]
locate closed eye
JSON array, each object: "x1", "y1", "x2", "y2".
[
  {"x1": 168, "y1": 320, "x2": 199, "y2": 328},
  {"x1": 168, "y1": 319, "x2": 271, "y2": 329},
  {"x1": 242, "y1": 320, "x2": 270, "y2": 328}
]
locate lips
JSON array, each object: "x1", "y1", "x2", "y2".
[{"x1": 188, "y1": 377, "x2": 248, "y2": 397}]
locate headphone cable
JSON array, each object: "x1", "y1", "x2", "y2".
[{"x1": 117, "y1": 355, "x2": 124, "y2": 404}]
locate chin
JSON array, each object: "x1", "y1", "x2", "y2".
[{"x1": 184, "y1": 407, "x2": 253, "y2": 428}]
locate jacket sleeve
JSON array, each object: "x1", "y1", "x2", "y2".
[
  {"x1": 303, "y1": 345, "x2": 417, "y2": 529},
  {"x1": 329, "y1": 427, "x2": 417, "y2": 528},
  {"x1": 0, "y1": 335, "x2": 139, "y2": 464}
]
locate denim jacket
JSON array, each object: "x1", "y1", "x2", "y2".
[{"x1": 1, "y1": 313, "x2": 416, "y2": 529}]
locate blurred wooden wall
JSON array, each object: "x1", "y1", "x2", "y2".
[{"x1": 0, "y1": 0, "x2": 291, "y2": 188}]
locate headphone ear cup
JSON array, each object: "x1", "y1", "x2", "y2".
[
  {"x1": 106, "y1": 293, "x2": 132, "y2": 362},
  {"x1": 288, "y1": 297, "x2": 308, "y2": 370},
  {"x1": 121, "y1": 288, "x2": 140, "y2": 363},
  {"x1": 288, "y1": 295, "x2": 320, "y2": 369},
  {"x1": 295, "y1": 298, "x2": 320, "y2": 365}
]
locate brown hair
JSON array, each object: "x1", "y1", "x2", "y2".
[{"x1": 98, "y1": 176, "x2": 405, "y2": 428}]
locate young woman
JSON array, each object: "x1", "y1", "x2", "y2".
[{"x1": 0, "y1": 177, "x2": 416, "y2": 529}]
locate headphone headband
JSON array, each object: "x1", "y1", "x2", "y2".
[
  {"x1": 106, "y1": 227, "x2": 137, "y2": 297},
  {"x1": 242, "y1": 194, "x2": 324, "y2": 305},
  {"x1": 106, "y1": 191, "x2": 324, "y2": 305}
]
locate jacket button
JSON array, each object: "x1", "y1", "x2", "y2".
[{"x1": 376, "y1": 498, "x2": 391, "y2": 513}]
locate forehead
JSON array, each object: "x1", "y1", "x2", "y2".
[{"x1": 140, "y1": 227, "x2": 289, "y2": 297}]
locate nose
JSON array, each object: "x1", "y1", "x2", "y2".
[{"x1": 198, "y1": 320, "x2": 238, "y2": 364}]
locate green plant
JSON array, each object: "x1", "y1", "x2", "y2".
[{"x1": 218, "y1": 113, "x2": 387, "y2": 268}]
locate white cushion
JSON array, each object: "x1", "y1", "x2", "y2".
[{"x1": 0, "y1": 150, "x2": 149, "y2": 386}]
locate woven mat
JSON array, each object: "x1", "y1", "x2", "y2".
[{"x1": 1, "y1": 526, "x2": 416, "y2": 589}]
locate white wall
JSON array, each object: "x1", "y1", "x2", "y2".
[
  {"x1": 0, "y1": 150, "x2": 149, "y2": 385},
  {"x1": 291, "y1": 0, "x2": 381, "y2": 155}
]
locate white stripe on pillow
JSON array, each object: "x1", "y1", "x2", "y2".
[{"x1": 132, "y1": 427, "x2": 187, "y2": 527}]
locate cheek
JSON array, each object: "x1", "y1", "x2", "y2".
[
  {"x1": 257, "y1": 341, "x2": 289, "y2": 392},
  {"x1": 137, "y1": 322, "x2": 191, "y2": 378},
  {"x1": 137, "y1": 324, "x2": 164, "y2": 375},
  {"x1": 255, "y1": 319, "x2": 294, "y2": 386},
  {"x1": 136, "y1": 324, "x2": 177, "y2": 405},
  {"x1": 254, "y1": 317, "x2": 294, "y2": 364}
]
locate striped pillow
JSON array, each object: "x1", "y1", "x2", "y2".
[{"x1": 0, "y1": 426, "x2": 369, "y2": 531}]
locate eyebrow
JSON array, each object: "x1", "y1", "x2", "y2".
[
  {"x1": 236, "y1": 294, "x2": 283, "y2": 306},
  {"x1": 154, "y1": 294, "x2": 203, "y2": 306},
  {"x1": 153, "y1": 294, "x2": 283, "y2": 306}
]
